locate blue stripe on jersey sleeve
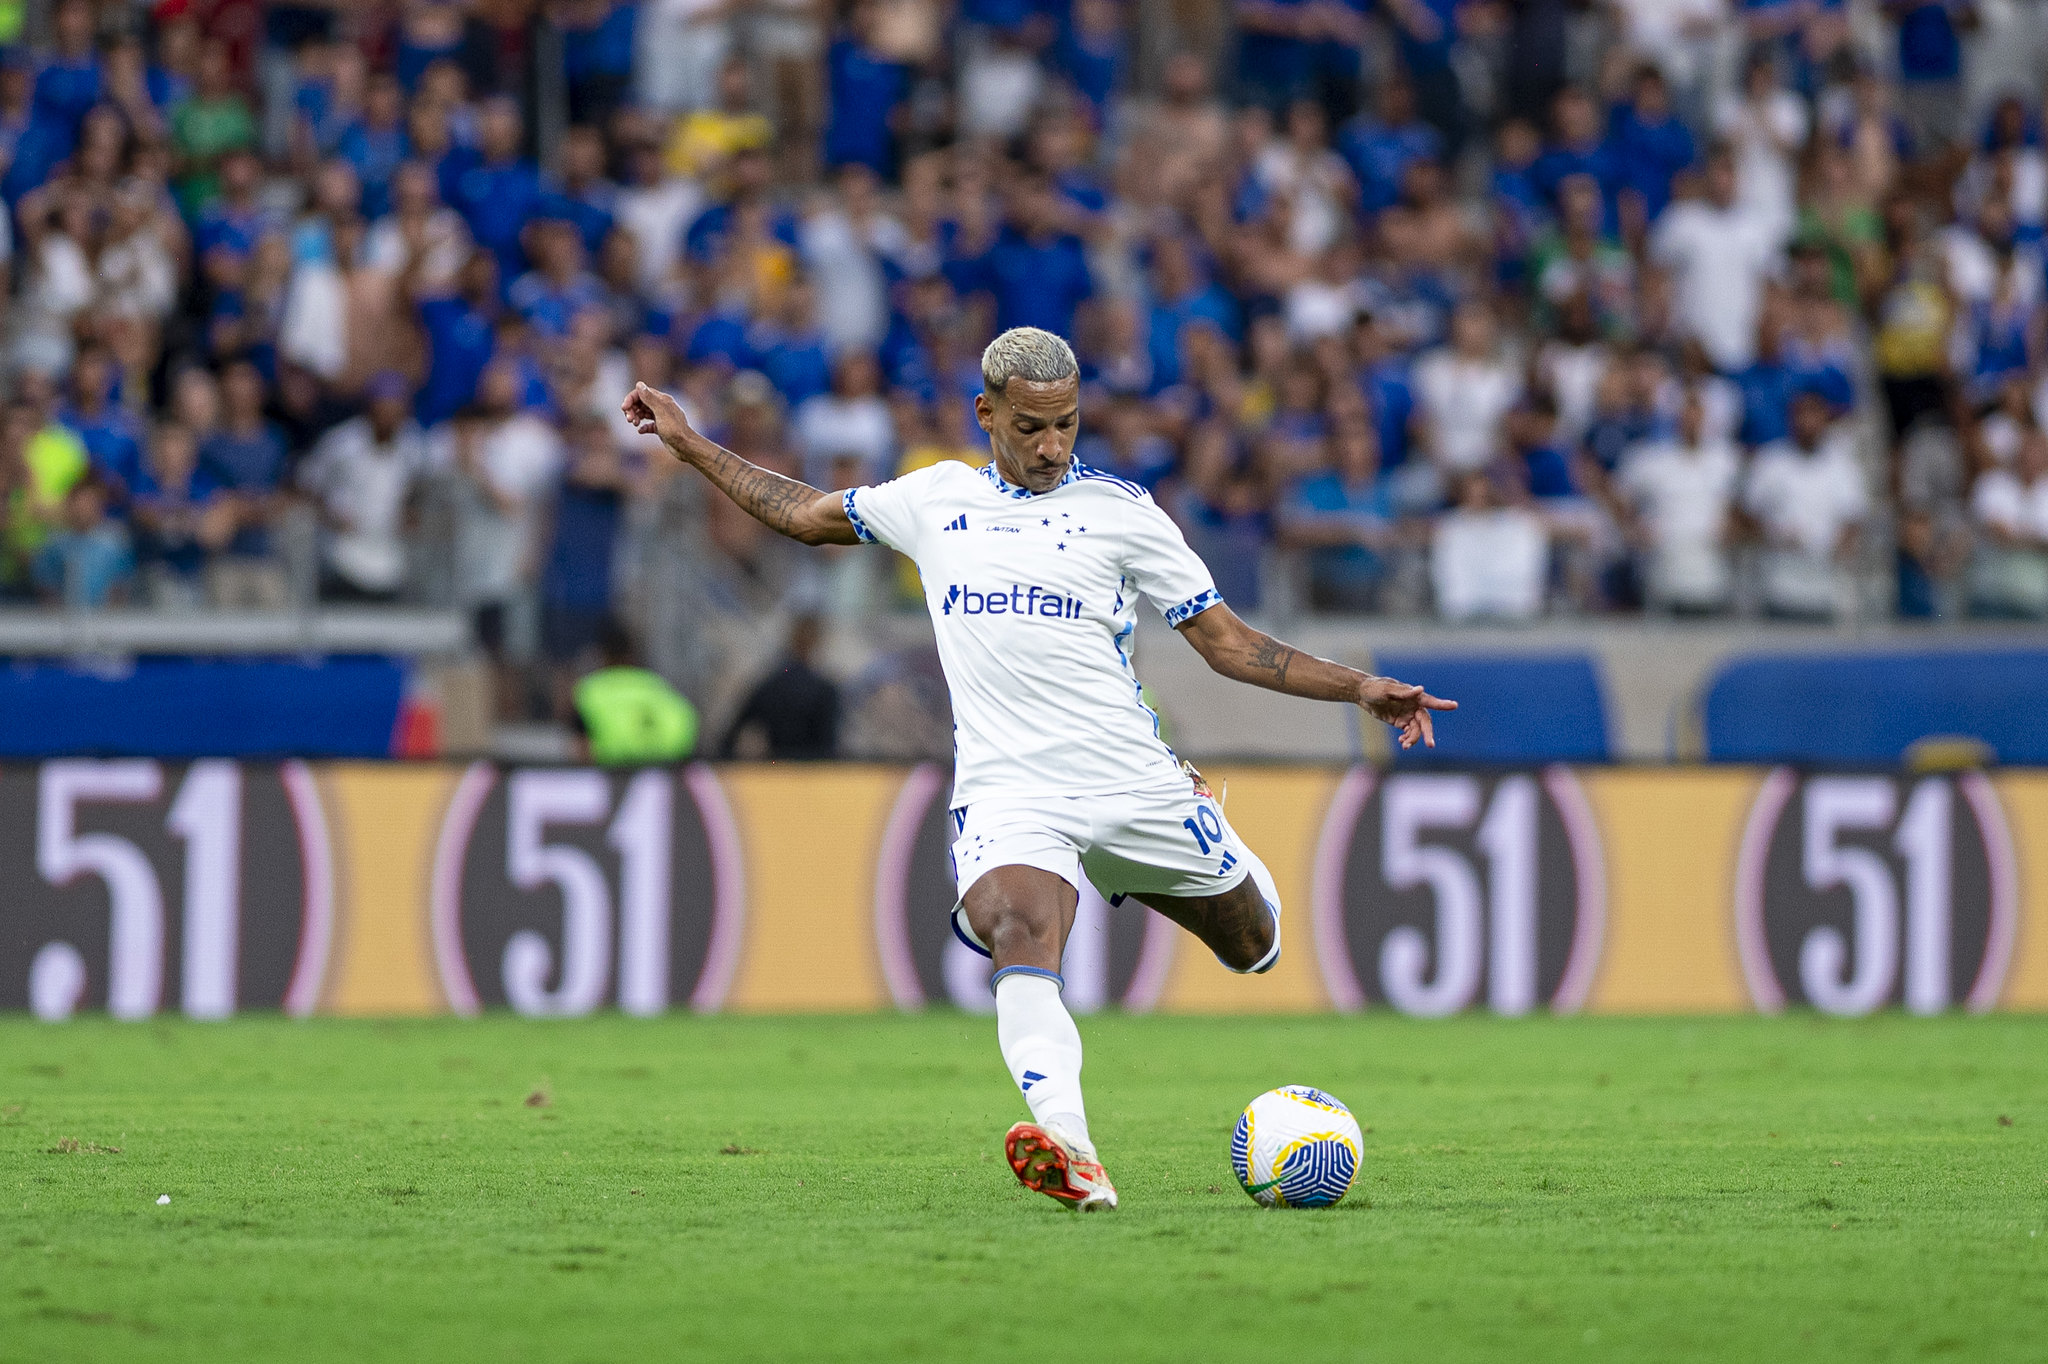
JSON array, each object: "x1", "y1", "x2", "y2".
[
  {"x1": 1164, "y1": 589, "x2": 1223, "y2": 627},
  {"x1": 842, "y1": 488, "x2": 877, "y2": 544}
]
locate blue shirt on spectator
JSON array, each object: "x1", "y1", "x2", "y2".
[
  {"x1": 1531, "y1": 138, "x2": 1622, "y2": 218},
  {"x1": 416, "y1": 295, "x2": 498, "y2": 427},
  {"x1": 62, "y1": 406, "x2": 147, "y2": 505},
  {"x1": 1287, "y1": 467, "x2": 1393, "y2": 598},
  {"x1": 1734, "y1": 358, "x2": 1795, "y2": 447},
  {"x1": 508, "y1": 269, "x2": 608, "y2": 338},
  {"x1": 1053, "y1": 22, "x2": 1125, "y2": 115},
  {"x1": 32, "y1": 54, "x2": 98, "y2": 135},
  {"x1": 540, "y1": 182, "x2": 619, "y2": 257},
  {"x1": 757, "y1": 332, "x2": 835, "y2": 407},
  {"x1": 563, "y1": 1, "x2": 639, "y2": 86},
  {"x1": 1392, "y1": 0, "x2": 1459, "y2": 71},
  {"x1": 1340, "y1": 116, "x2": 1443, "y2": 214},
  {"x1": 684, "y1": 200, "x2": 801, "y2": 264},
  {"x1": 339, "y1": 120, "x2": 408, "y2": 220},
  {"x1": 1147, "y1": 285, "x2": 1239, "y2": 390},
  {"x1": 684, "y1": 307, "x2": 759, "y2": 369},
  {"x1": 824, "y1": 37, "x2": 909, "y2": 176},
  {"x1": 544, "y1": 478, "x2": 622, "y2": 612},
  {"x1": 1520, "y1": 440, "x2": 1581, "y2": 498},
  {"x1": 1236, "y1": 0, "x2": 1313, "y2": 103},
  {"x1": 1896, "y1": 0, "x2": 1964, "y2": 81},
  {"x1": 1361, "y1": 360, "x2": 1415, "y2": 468},
  {"x1": 956, "y1": 228, "x2": 1095, "y2": 337},
  {"x1": 452, "y1": 158, "x2": 545, "y2": 279},
  {"x1": 1609, "y1": 103, "x2": 1695, "y2": 222},
  {"x1": 199, "y1": 426, "x2": 287, "y2": 493},
  {"x1": 195, "y1": 200, "x2": 268, "y2": 262}
]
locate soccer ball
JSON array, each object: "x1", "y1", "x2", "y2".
[{"x1": 1230, "y1": 1085, "x2": 1363, "y2": 1208}]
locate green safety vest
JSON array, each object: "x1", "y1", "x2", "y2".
[{"x1": 573, "y1": 667, "x2": 699, "y2": 766}]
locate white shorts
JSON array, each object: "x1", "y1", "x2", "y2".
[{"x1": 946, "y1": 776, "x2": 1281, "y2": 963}]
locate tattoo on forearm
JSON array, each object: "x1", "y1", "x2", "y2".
[
  {"x1": 696, "y1": 442, "x2": 819, "y2": 536},
  {"x1": 1246, "y1": 634, "x2": 1296, "y2": 688}
]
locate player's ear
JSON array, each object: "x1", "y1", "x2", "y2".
[{"x1": 973, "y1": 393, "x2": 995, "y2": 433}]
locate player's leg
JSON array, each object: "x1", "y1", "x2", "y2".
[
  {"x1": 953, "y1": 813, "x2": 1117, "y2": 1209},
  {"x1": 1128, "y1": 865, "x2": 1280, "y2": 974},
  {"x1": 1083, "y1": 777, "x2": 1284, "y2": 975}
]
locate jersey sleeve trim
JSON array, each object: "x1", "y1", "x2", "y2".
[
  {"x1": 1163, "y1": 589, "x2": 1223, "y2": 628},
  {"x1": 842, "y1": 487, "x2": 877, "y2": 544}
]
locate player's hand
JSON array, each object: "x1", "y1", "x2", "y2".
[
  {"x1": 621, "y1": 382, "x2": 697, "y2": 457},
  {"x1": 1358, "y1": 676, "x2": 1457, "y2": 750}
]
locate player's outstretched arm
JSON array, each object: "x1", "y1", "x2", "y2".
[
  {"x1": 1175, "y1": 604, "x2": 1457, "y2": 750},
  {"x1": 621, "y1": 382, "x2": 862, "y2": 546}
]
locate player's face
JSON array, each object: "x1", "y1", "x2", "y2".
[{"x1": 977, "y1": 376, "x2": 1081, "y2": 492}]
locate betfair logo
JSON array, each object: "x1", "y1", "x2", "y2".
[{"x1": 941, "y1": 584, "x2": 1085, "y2": 619}]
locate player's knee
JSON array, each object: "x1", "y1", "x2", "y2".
[
  {"x1": 1219, "y1": 900, "x2": 1279, "y2": 974},
  {"x1": 982, "y1": 903, "x2": 1063, "y2": 966}
]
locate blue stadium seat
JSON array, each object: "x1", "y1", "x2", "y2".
[
  {"x1": 1701, "y1": 650, "x2": 2048, "y2": 764},
  {"x1": 1371, "y1": 653, "x2": 1610, "y2": 763},
  {"x1": 0, "y1": 657, "x2": 408, "y2": 758}
]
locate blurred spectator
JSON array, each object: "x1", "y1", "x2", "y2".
[
  {"x1": 32, "y1": 470, "x2": 131, "y2": 607},
  {"x1": 446, "y1": 361, "x2": 565, "y2": 713},
  {"x1": 1431, "y1": 471, "x2": 1550, "y2": 621},
  {"x1": 720, "y1": 613, "x2": 842, "y2": 759},
  {"x1": 299, "y1": 372, "x2": 429, "y2": 603},
  {"x1": 1743, "y1": 388, "x2": 1869, "y2": 619},
  {"x1": 1278, "y1": 410, "x2": 1395, "y2": 611},
  {"x1": 197, "y1": 359, "x2": 289, "y2": 607},
  {"x1": 1651, "y1": 146, "x2": 1781, "y2": 373},
  {"x1": 795, "y1": 350, "x2": 893, "y2": 486},
  {"x1": 574, "y1": 617, "x2": 701, "y2": 764},
  {"x1": 1616, "y1": 388, "x2": 1741, "y2": 612},
  {"x1": 1414, "y1": 300, "x2": 1522, "y2": 480},
  {"x1": 131, "y1": 421, "x2": 234, "y2": 608},
  {"x1": 543, "y1": 413, "x2": 632, "y2": 701},
  {"x1": 1967, "y1": 424, "x2": 2048, "y2": 617}
]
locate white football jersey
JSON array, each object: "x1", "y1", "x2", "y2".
[{"x1": 844, "y1": 459, "x2": 1221, "y2": 805}]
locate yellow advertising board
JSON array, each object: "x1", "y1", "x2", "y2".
[{"x1": 2, "y1": 761, "x2": 2040, "y2": 1018}]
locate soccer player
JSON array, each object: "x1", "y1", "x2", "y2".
[{"x1": 623, "y1": 328, "x2": 1454, "y2": 1210}]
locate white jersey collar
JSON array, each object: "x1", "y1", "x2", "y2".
[{"x1": 980, "y1": 460, "x2": 1079, "y2": 498}]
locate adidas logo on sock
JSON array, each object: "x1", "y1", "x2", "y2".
[{"x1": 1020, "y1": 1070, "x2": 1046, "y2": 1092}]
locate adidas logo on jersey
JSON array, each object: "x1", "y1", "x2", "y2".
[
  {"x1": 942, "y1": 583, "x2": 1086, "y2": 619},
  {"x1": 941, "y1": 514, "x2": 968, "y2": 531}
]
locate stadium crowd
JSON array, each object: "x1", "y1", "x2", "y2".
[{"x1": 0, "y1": 0, "x2": 2045, "y2": 729}]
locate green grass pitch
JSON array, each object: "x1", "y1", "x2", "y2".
[{"x1": 4, "y1": 1013, "x2": 2046, "y2": 1362}]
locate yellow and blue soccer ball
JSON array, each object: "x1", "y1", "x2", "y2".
[{"x1": 1231, "y1": 1085, "x2": 1363, "y2": 1208}]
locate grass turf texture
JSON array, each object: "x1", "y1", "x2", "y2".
[{"x1": 4, "y1": 1015, "x2": 2046, "y2": 1363}]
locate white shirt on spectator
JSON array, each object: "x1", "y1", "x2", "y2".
[
  {"x1": 616, "y1": 175, "x2": 703, "y2": 295},
  {"x1": 1431, "y1": 506, "x2": 1549, "y2": 620},
  {"x1": 1535, "y1": 339, "x2": 1609, "y2": 446},
  {"x1": 801, "y1": 207, "x2": 902, "y2": 356},
  {"x1": 1618, "y1": 435, "x2": 1741, "y2": 606},
  {"x1": 438, "y1": 413, "x2": 564, "y2": 605},
  {"x1": 794, "y1": 392, "x2": 895, "y2": 486},
  {"x1": 364, "y1": 208, "x2": 471, "y2": 293},
  {"x1": 1744, "y1": 430, "x2": 1869, "y2": 615},
  {"x1": 1972, "y1": 466, "x2": 2048, "y2": 541},
  {"x1": 1941, "y1": 227, "x2": 2043, "y2": 308},
  {"x1": 298, "y1": 416, "x2": 429, "y2": 593},
  {"x1": 1714, "y1": 89, "x2": 1806, "y2": 242},
  {"x1": 1651, "y1": 198, "x2": 1780, "y2": 372},
  {"x1": 1413, "y1": 349, "x2": 1523, "y2": 471}
]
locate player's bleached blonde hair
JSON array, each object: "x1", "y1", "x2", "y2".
[{"x1": 980, "y1": 327, "x2": 1079, "y2": 397}]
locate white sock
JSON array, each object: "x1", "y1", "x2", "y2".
[{"x1": 993, "y1": 968, "x2": 1091, "y2": 1151}]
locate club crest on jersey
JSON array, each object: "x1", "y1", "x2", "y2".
[{"x1": 942, "y1": 583, "x2": 1085, "y2": 619}]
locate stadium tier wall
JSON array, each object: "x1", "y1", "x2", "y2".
[{"x1": 7, "y1": 761, "x2": 2047, "y2": 1019}]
